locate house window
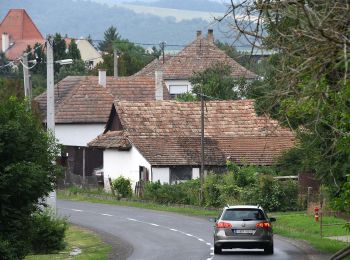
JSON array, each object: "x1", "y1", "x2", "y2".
[
  {"x1": 169, "y1": 85, "x2": 190, "y2": 99},
  {"x1": 170, "y1": 166, "x2": 192, "y2": 184}
]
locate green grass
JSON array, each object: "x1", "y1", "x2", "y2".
[
  {"x1": 26, "y1": 225, "x2": 111, "y2": 260},
  {"x1": 272, "y1": 212, "x2": 349, "y2": 254},
  {"x1": 58, "y1": 189, "x2": 350, "y2": 255},
  {"x1": 58, "y1": 189, "x2": 220, "y2": 217}
]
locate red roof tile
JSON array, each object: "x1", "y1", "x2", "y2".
[{"x1": 0, "y1": 9, "x2": 44, "y2": 60}]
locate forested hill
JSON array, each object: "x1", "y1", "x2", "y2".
[{"x1": 0, "y1": 0, "x2": 236, "y2": 49}]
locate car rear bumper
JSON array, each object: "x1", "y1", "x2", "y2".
[{"x1": 214, "y1": 240, "x2": 272, "y2": 249}]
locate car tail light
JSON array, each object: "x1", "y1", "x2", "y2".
[
  {"x1": 256, "y1": 221, "x2": 271, "y2": 228},
  {"x1": 216, "y1": 222, "x2": 232, "y2": 228}
]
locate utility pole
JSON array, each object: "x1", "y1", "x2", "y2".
[
  {"x1": 46, "y1": 36, "x2": 56, "y2": 214},
  {"x1": 47, "y1": 37, "x2": 55, "y2": 134},
  {"x1": 113, "y1": 48, "x2": 119, "y2": 78},
  {"x1": 200, "y1": 92, "x2": 205, "y2": 204},
  {"x1": 159, "y1": 41, "x2": 166, "y2": 64},
  {"x1": 22, "y1": 53, "x2": 31, "y2": 102}
]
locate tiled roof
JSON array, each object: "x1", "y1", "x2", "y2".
[
  {"x1": 34, "y1": 75, "x2": 171, "y2": 124},
  {"x1": 135, "y1": 36, "x2": 256, "y2": 80},
  {"x1": 115, "y1": 100, "x2": 293, "y2": 138},
  {"x1": 90, "y1": 100, "x2": 294, "y2": 166},
  {"x1": 88, "y1": 131, "x2": 131, "y2": 150},
  {"x1": 0, "y1": 9, "x2": 44, "y2": 60}
]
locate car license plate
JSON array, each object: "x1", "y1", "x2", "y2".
[{"x1": 233, "y1": 229, "x2": 255, "y2": 234}]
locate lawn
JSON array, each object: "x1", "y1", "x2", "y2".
[
  {"x1": 26, "y1": 225, "x2": 111, "y2": 260},
  {"x1": 272, "y1": 212, "x2": 349, "y2": 254}
]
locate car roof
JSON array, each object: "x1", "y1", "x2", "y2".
[{"x1": 224, "y1": 205, "x2": 261, "y2": 210}]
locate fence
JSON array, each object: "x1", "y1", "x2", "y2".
[{"x1": 135, "y1": 181, "x2": 145, "y2": 197}]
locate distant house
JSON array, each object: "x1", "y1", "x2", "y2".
[
  {"x1": 0, "y1": 9, "x2": 44, "y2": 60},
  {"x1": 65, "y1": 37, "x2": 103, "y2": 68},
  {"x1": 88, "y1": 100, "x2": 295, "y2": 190},
  {"x1": 135, "y1": 29, "x2": 257, "y2": 98},
  {"x1": 34, "y1": 72, "x2": 170, "y2": 179}
]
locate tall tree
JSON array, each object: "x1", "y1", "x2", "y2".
[
  {"x1": 0, "y1": 96, "x2": 60, "y2": 259},
  {"x1": 94, "y1": 26, "x2": 158, "y2": 76},
  {"x1": 221, "y1": 0, "x2": 350, "y2": 204},
  {"x1": 68, "y1": 39, "x2": 81, "y2": 60},
  {"x1": 98, "y1": 26, "x2": 120, "y2": 53}
]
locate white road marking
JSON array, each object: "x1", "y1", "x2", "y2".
[
  {"x1": 101, "y1": 213, "x2": 113, "y2": 217},
  {"x1": 71, "y1": 209, "x2": 83, "y2": 212},
  {"x1": 125, "y1": 217, "x2": 212, "y2": 259}
]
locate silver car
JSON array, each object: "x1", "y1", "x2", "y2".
[{"x1": 213, "y1": 205, "x2": 275, "y2": 255}]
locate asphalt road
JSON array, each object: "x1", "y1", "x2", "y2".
[{"x1": 58, "y1": 200, "x2": 312, "y2": 260}]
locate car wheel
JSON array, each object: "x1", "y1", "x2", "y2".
[
  {"x1": 264, "y1": 243, "x2": 274, "y2": 254},
  {"x1": 214, "y1": 245, "x2": 222, "y2": 255}
]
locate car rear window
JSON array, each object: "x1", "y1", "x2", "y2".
[{"x1": 222, "y1": 209, "x2": 266, "y2": 221}]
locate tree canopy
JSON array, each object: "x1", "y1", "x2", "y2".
[
  {"x1": 94, "y1": 26, "x2": 159, "y2": 76},
  {"x1": 0, "y1": 95, "x2": 60, "y2": 259},
  {"x1": 222, "y1": 0, "x2": 350, "y2": 206}
]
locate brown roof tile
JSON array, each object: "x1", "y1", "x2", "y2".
[
  {"x1": 135, "y1": 37, "x2": 256, "y2": 79},
  {"x1": 34, "y1": 75, "x2": 171, "y2": 124},
  {"x1": 91, "y1": 100, "x2": 294, "y2": 166},
  {"x1": 88, "y1": 131, "x2": 131, "y2": 150}
]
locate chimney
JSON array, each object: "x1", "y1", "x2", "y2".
[
  {"x1": 155, "y1": 70, "x2": 163, "y2": 101},
  {"x1": 207, "y1": 29, "x2": 214, "y2": 43},
  {"x1": 2, "y1": 33, "x2": 9, "y2": 53},
  {"x1": 98, "y1": 69, "x2": 106, "y2": 88},
  {"x1": 196, "y1": 30, "x2": 202, "y2": 39}
]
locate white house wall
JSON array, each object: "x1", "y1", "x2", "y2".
[
  {"x1": 164, "y1": 79, "x2": 193, "y2": 94},
  {"x1": 152, "y1": 168, "x2": 170, "y2": 184},
  {"x1": 55, "y1": 124, "x2": 105, "y2": 147},
  {"x1": 103, "y1": 146, "x2": 151, "y2": 191}
]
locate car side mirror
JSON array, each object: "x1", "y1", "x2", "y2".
[
  {"x1": 209, "y1": 217, "x2": 217, "y2": 222},
  {"x1": 269, "y1": 217, "x2": 276, "y2": 222}
]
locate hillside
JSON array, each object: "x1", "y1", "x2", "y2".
[{"x1": 0, "y1": 0, "x2": 247, "y2": 50}]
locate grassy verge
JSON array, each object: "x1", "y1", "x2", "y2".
[
  {"x1": 271, "y1": 212, "x2": 349, "y2": 254},
  {"x1": 26, "y1": 225, "x2": 111, "y2": 260},
  {"x1": 58, "y1": 189, "x2": 349, "y2": 255}
]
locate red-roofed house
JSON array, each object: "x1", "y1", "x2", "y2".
[
  {"x1": 0, "y1": 9, "x2": 44, "y2": 60},
  {"x1": 89, "y1": 100, "x2": 295, "y2": 190}
]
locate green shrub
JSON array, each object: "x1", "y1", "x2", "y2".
[
  {"x1": 30, "y1": 211, "x2": 68, "y2": 253},
  {"x1": 112, "y1": 176, "x2": 132, "y2": 198},
  {"x1": 143, "y1": 181, "x2": 187, "y2": 204}
]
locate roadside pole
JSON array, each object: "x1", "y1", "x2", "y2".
[
  {"x1": 200, "y1": 92, "x2": 204, "y2": 204},
  {"x1": 46, "y1": 37, "x2": 57, "y2": 214},
  {"x1": 22, "y1": 53, "x2": 31, "y2": 101},
  {"x1": 113, "y1": 48, "x2": 118, "y2": 78}
]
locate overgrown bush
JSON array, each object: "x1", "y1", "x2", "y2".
[
  {"x1": 30, "y1": 211, "x2": 68, "y2": 254},
  {"x1": 141, "y1": 164, "x2": 301, "y2": 211},
  {"x1": 112, "y1": 176, "x2": 132, "y2": 198}
]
